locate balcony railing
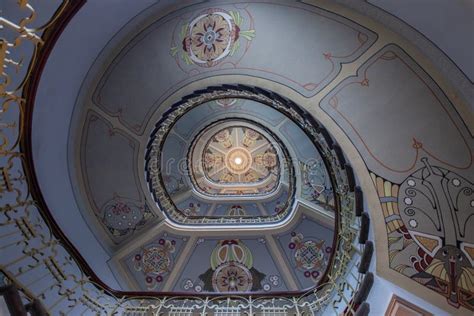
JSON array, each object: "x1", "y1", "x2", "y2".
[{"x1": 0, "y1": 1, "x2": 373, "y2": 315}]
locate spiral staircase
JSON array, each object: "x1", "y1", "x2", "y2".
[{"x1": 0, "y1": 1, "x2": 472, "y2": 315}]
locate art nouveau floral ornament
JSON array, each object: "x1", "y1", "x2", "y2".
[
  {"x1": 398, "y1": 158, "x2": 474, "y2": 309},
  {"x1": 197, "y1": 239, "x2": 266, "y2": 292},
  {"x1": 289, "y1": 232, "x2": 329, "y2": 283},
  {"x1": 171, "y1": 8, "x2": 255, "y2": 67},
  {"x1": 101, "y1": 196, "x2": 154, "y2": 238},
  {"x1": 375, "y1": 158, "x2": 474, "y2": 309},
  {"x1": 133, "y1": 238, "x2": 176, "y2": 290}
]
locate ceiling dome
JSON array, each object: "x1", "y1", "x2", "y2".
[{"x1": 190, "y1": 121, "x2": 280, "y2": 194}]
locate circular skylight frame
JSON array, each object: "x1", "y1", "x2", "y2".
[{"x1": 186, "y1": 118, "x2": 287, "y2": 199}]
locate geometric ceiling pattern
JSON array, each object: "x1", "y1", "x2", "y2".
[
  {"x1": 189, "y1": 122, "x2": 281, "y2": 196},
  {"x1": 2, "y1": 0, "x2": 472, "y2": 315}
]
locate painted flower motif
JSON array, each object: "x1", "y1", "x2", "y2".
[
  {"x1": 195, "y1": 240, "x2": 269, "y2": 292},
  {"x1": 242, "y1": 128, "x2": 260, "y2": 147},
  {"x1": 242, "y1": 128, "x2": 262, "y2": 147},
  {"x1": 254, "y1": 151, "x2": 277, "y2": 169},
  {"x1": 191, "y1": 13, "x2": 232, "y2": 63},
  {"x1": 262, "y1": 152, "x2": 277, "y2": 168},
  {"x1": 181, "y1": 10, "x2": 235, "y2": 67},
  {"x1": 289, "y1": 231, "x2": 328, "y2": 283},
  {"x1": 141, "y1": 247, "x2": 171, "y2": 274},
  {"x1": 214, "y1": 129, "x2": 231, "y2": 145},
  {"x1": 220, "y1": 172, "x2": 235, "y2": 183},
  {"x1": 243, "y1": 171, "x2": 258, "y2": 182},
  {"x1": 110, "y1": 201, "x2": 131, "y2": 215},
  {"x1": 294, "y1": 240, "x2": 325, "y2": 270},
  {"x1": 204, "y1": 152, "x2": 224, "y2": 169},
  {"x1": 245, "y1": 129, "x2": 259, "y2": 140},
  {"x1": 212, "y1": 262, "x2": 253, "y2": 292},
  {"x1": 133, "y1": 239, "x2": 176, "y2": 289},
  {"x1": 172, "y1": 9, "x2": 255, "y2": 67},
  {"x1": 102, "y1": 197, "x2": 153, "y2": 237}
]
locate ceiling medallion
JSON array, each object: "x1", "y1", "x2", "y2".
[
  {"x1": 192, "y1": 123, "x2": 281, "y2": 194},
  {"x1": 172, "y1": 8, "x2": 255, "y2": 68}
]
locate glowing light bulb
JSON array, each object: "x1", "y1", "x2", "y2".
[{"x1": 234, "y1": 157, "x2": 243, "y2": 165}]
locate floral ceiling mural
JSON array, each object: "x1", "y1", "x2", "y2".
[
  {"x1": 190, "y1": 124, "x2": 280, "y2": 196},
  {"x1": 127, "y1": 233, "x2": 186, "y2": 291},
  {"x1": 277, "y1": 219, "x2": 334, "y2": 289},
  {"x1": 92, "y1": 2, "x2": 377, "y2": 134},
  {"x1": 201, "y1": 239, "x2": 265, "y2": 292},
  {"x1": 289, "y1": 232, "x2": 329, "y2": 284},
  {"x1": 54, "y1": 0, "x2": 472, "y2": 312},
  {"x1": 171, "y1": 8, "x2": 255, "y2": 67},
  {"x1": 174, "y1": 237, "x2": 286, "y2": 294}
]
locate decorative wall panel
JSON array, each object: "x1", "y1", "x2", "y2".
[
  {"x1": 81, "y1": 112, "x2": 154, "y2": 242},
  {"x1": 320, "y1": 45, "x2": 472, "y2": 183}
]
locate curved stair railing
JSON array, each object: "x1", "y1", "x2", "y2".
[
  {"x1": 146, "y1": 108, "x2": 298, "y2": 226},
  {"x1": 0, "y1": 1, "x2": 374, "y2": 315}
]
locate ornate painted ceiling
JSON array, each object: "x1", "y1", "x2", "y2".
[
  {"x1": 2, "y1": 0, "x2": 472, "y2": 315},
  {"x1": 68, "y1": 0, "x2": 472, "y2": 308},
  {"x1": 78, "y1": 87, "x2": 339, "y2": 292},
  {"x1": 68, "y1": 0, "x2": 473, "y2": 309},
  {"x1": 190, "y1": 122, "x2": 280, "y2": 195}
]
